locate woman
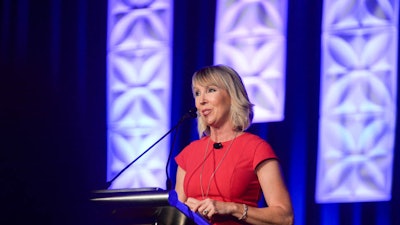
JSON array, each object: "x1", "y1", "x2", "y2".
[{"x1": 175, "y1": 65, "x2": 294, "y2": 225}]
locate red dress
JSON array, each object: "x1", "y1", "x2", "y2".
[{"x1": 175, "y1": 132, "x2": 277, "y2": 225}]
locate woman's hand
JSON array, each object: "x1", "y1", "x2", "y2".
[{"x1": 185, "y1": 197, "x2": 235, "y2": 219}]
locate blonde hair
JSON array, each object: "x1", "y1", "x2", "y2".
[{"x1": 192, "y1": 65, "x2": 254, "y2": 137}]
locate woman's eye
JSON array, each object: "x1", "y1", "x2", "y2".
[
  {"x1": 194, "y1": 91, "x2": 200, "y2": 96},
  {"x1": 207, "y1": 88, "x2": 216, "y2": 93}
]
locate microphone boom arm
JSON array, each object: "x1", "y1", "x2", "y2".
[{"x1": 105, "y1": 108, "x2": 197, "y2": 189}]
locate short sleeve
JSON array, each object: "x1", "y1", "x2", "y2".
[
  {"x1": 251, "y1": 139, "x2": 277, "y2": 170},
  {"x1": 175, "y1": 145, "x2": 189, "y2": 170}
]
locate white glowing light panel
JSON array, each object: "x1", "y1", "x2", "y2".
[
  {"x1": 214, "y1": 0, "x2": 288, "y2": 122},
  {"x1": 107, "y1": 0, "x2": 173, "y2": 189},
  {"x1": 316, "y1": 1, "x2": 398, "y2": 202}
]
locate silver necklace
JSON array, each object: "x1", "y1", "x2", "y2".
[{"x1": 200, "y1": 133, "x2": 237, "y2": 199}]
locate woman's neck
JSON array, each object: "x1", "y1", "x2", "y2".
[{"x1": 209, "y1": 128, "x2": 240, "y2": 143}]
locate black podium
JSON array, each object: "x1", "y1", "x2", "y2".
[{"x1": 91, "y1": 188, "x2": 210, "y2": 225}]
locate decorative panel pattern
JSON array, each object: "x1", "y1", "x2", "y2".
[
  {"x1": 107, "y1": 0, "x2": 173, "y2": 189},
  {"x1": 316, "y1": 0, "x2": 398, "y2": 202},
  {"x1": 214, "y1": 0, "x2": 288, "y2": 123}
]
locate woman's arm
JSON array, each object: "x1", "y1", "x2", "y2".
[
  {"x1": 241, "y1": 159, "x2": 293, "y2": 225},
  {"x1": 175, "y1": 166, "x2": 187, "y2": 202},
  {"x1": 184, "y1": 159, "x2": 293, "y2": 225}
]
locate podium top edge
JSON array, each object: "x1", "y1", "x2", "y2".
[{"x1": 92, "y1": 187, "x2": 165, "y2": 194}]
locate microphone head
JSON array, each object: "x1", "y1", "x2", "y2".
[
  {"x1": 188, "y1": 107, "x2": 197, "y2": 119},
  {"x1": 180, "y1": 107, "x2": 198, "y2": 122}
]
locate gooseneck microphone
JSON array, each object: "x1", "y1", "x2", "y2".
[
  {"x1": 105, "y1": 107, "x2": 197, "y2": 189},
  {"x1": 213, "y1": 142, "x2": 223, "y2": 149}
]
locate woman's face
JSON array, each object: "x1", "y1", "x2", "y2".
[{"x1": 193, "y1": 82, "x2": 231, "y2": 129}]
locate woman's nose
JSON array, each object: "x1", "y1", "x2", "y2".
[{"x1": 198, "y1": 93, "x2": 207, "y2": 105}]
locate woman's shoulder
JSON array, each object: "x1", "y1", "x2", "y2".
[
  {"x1": 183, "y1": 136, "x2": 209, "y2": 149},
  {"x1": 237, "y1": 132, "x2": 274, "y2": 151},
  {"x1": 177, "y1": 136, "x2": 209, "y2": 160},
  {"x1": 238, "y1": 132, "x2": 268, "y2": 143},
  {"x1": 239, "y1": 133, "x2": 277, "y2": 164},
  {"x1": 189, "y1": 136, "x2": 208, "y2": 145}
]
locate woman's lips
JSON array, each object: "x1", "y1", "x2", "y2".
[{"x1": 201, "y1": 109, "x2": 211, "y2": 116}]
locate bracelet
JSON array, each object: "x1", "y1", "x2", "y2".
[{"x1": 239, "y1": 204, "x2": 248, "y2": 221}]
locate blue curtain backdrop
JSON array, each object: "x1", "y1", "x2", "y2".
[{"x1": 1, "y1": 1, "x2": 399, "y2": 225}]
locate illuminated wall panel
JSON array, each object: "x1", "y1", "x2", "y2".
[
  {"x1": 107, "y1": 0, "x2": 173, "y2": 189},
  {"x1": 214, "y1": 0, "x2": 288, "y2": 122},
  {"x1": 316, "y1": 1, "x2": 398, "y2": 202}
]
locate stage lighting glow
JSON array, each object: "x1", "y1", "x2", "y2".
[
  {"x1": 214, "y1": 0, "x2": 288, "y2": 123},
  {"x1": 106, "y1": 0, "x2": 173, "y2": 189},
  {"x1": 316, "y1": 0, "x2": 398, "y2": 203}
]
